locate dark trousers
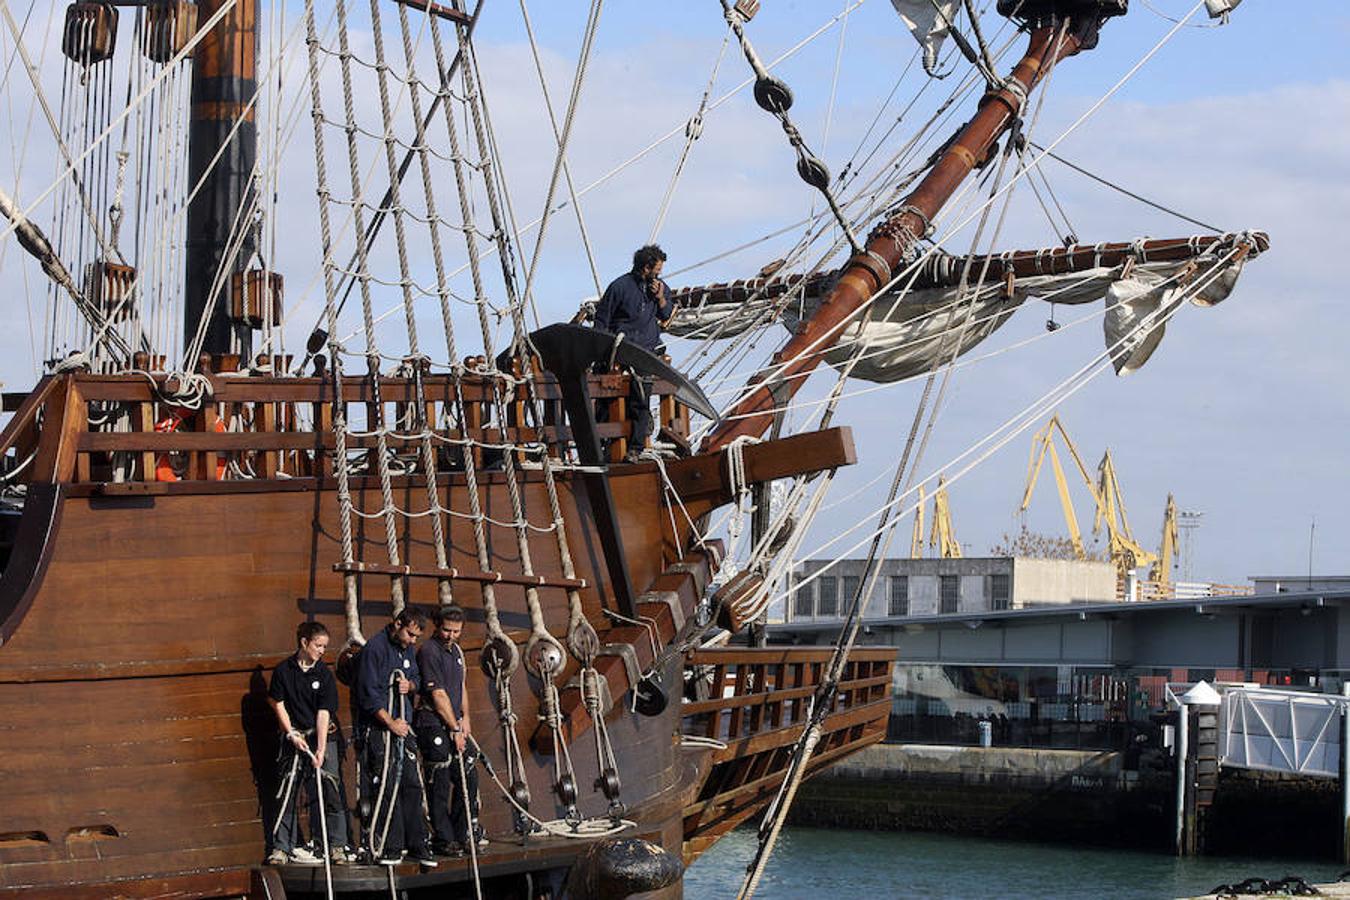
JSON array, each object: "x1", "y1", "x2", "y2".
[
  {"x1": 361, "y1": 731, "x2": 427, "y2": 856},
  {"x1": 418, "y1": 722, "x2": 479, "y2": 847},
  {"x1": 628, "y1": 375, "x2": 653, "y2": 451},
  {"x1": 273, "y1": 736, "x2": 349, "y2": 854}
]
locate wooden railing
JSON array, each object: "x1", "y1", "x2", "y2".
[
  {"x1": 683, "y1": 646, "x2": 893, "y2": 745},
  {"x1": 0, "y1": 370, "x2": 694, "y2": 486},
  {"x1": 680, "y1": 646, "x2": 894, "y2": 864}
]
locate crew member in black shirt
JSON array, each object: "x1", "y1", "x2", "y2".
[
  {"x1": 266, "y1": 621, "x2": 353, "y2": 865},
  {"x1": 415, "y1": 605, "x2": 486, "y2": 856},
  {"x1": 356, "y1": 607, "x2": 435, "y2": 867},
  {"x1": 593, "y1": 243, "x2": 676, "y2": 463}
]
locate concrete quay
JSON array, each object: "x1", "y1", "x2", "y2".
[
  {"x1": 787, "y1": 743, "x2": 1169, "y2": 846},
  {"x1": 788, "y1": 742, "x2": 1343, "y2": 858}
]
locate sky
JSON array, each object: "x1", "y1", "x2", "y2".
[{"x1": 1, "y1": 1, "x2": 1346, "y2": 586}]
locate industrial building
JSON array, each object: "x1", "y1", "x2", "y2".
[
  {"x1": 786, "y1": 556, "x2": 1118, "y2": 623},
  {"x1": 772, "y1": 578, "x2": 1350, "y2": 749}
]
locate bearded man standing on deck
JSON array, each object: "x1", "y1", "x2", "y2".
[
  {"x1": 356, "y1": 606, "x2": 436, "y2": 868},
  {"x1": 593, "y1": 244, "x2": 676, "y2": 463},
  {"x1": 416, "y1": 605, "x2": 487, "y2": 857}
]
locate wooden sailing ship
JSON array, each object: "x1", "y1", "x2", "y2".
[{"x1": 0, "y1": 0, "x2": 1262, "y2": 897}]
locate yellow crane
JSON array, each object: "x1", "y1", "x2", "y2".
[
  {"x1": 909, "y1": 480, "x2": 962, "y2": 559},
  {"x1": 1019, "y1": 415, "x2": 1094, "y2": 560},
  {"x1": 1095, "y1": 450, "x2": 1157, "y2": 575},
  {"x1": 1019, "y1": 414, "x2": 1155, "y2": 578},
  {"x1": 910, "y1": 484, "x2": 925, "y2": 559},
  {"x1": 930, "y1": 476, "x2": 962, "y2": 559},
  {"x1": 1150, "y1": 493, "x2": 1178, "y2": 583}
]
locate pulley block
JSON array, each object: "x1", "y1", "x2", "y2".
[
  {"x1": 753, "y1": 76, "x2": 793, "y2": 114},
  {"x1": 510, "y1": 779, "x2": 532, "y2": 810},
  {"x1": 527, "y1": 636, "x2": 565, "y2": 678},
  {"x1": 143, "y1": 0, "x2": 198, "y2": 64},
  {"x1": 480, "y1": 635, "x2": 517, "y2": 679},
  {"x1": 62, "y1": 3, "x2": 119, "y2": 68},
  {"x1": 568, "y1": 619, "x2": 601, "y2": 663},
  {"x1": 796, "y1": 154, "x2": 831, "y2": 191},
  {"x1": 230, "y1": 270, "x2": 284, "y2": 330},
  {"x1": 86, "y1": 260, "x2": 136, "y2": 322},
  {"x1": 555, "y1": 773, "x2": 579, "y2": 808},
  {"x1": 596, "y1": 767, "x2": 622, "y2": 801}
]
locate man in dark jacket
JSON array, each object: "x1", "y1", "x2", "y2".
[
  {"x1": 356, "y1": 607, "x2": 435, "y2": 867},
  {"x1": 593, "y1": 244, "x2": 675, "y2": 462}
]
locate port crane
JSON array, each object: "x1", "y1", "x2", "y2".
[
  {"x1": 1018, "y1": 415, "x2": 1157, "y2": 578},
  {"x1": 909, "y1": 477, "x2": 962, "y2": 559},
  {"x1": 1150, "y1": 493, "x2": 1179, "y2": 583}
]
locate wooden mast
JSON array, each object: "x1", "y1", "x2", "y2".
[
  {"x1": 184, "y1": 0, "x2": 258, "y2": 360},
  {"x1": 702, "y1": 21, "x2": 1086, "y2": 452}
]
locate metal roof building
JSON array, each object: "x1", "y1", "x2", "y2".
[{"x1": 771, "y1": 588, "x2": 1350, "y2": 676}]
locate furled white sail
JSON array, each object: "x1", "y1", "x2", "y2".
[{"x1": 666, "y1": 252, "x2": 1250, "y2": 382}]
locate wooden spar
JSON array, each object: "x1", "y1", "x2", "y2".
[
  {"x1": 700, "y1": 24, "x2": 1084, "y2": 453},
  {"x1": 670, "y1": 232, "x2": 1271, "y2": 309},
  {"x1": 184, "y1": 0, "x2": 258, "y2": 358}
]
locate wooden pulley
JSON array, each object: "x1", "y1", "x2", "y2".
[
  {"x1": 555, "y1": 773, "x2": 578, "y2": 808},
  {"x1": 142, "y1": 0, "x2": 198, "y2": 64},
  {"x1": 479, "y1": 635, "x2": 517, "y2": 679},
  {"x1": 62, "y1": 3, "x2": 118, "y2": 68},
  {"x1": 229, "y1": 269, "x2": 283, "y2": 329},
  {"x1": 753, "y1": 75, "x2": 792, "y2": 114},
  {"x1": 526, "y1": 635, "x2": 564, "y2": 678},
  {"x1": 596, "y1": 767, "x2": 622, "y2": 802},
  {"x1": 85, "y1": 260, "x2": 136, "y2": 322},
  {"x1": 796, "y1": 153, "x2": 831, "y2": 191},
  {"x1": 712, "y1": 568, "x2": 766, "y2": 633},
  {"x1": 509, "y1": 779, "x2": 532, "y2": 810}
]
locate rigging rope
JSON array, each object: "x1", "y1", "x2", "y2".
[
  {"x1": 1029, "y1": 140, "x2": 1225, "y2": 233},
  {"x1": 693, "y1": 0, "x2": 1210, "y2": 446},
  {"x1": 344, "y1": 0, "x2": 865, "y2": 341},
  {"x1": 517, "y1": 0, "x2": 604, "y2": 297},
  {"x1": 720, "y1": 0, "x2": 862, "y2": 255},
  {"x1": 649, "y1": 30, "x2": 732, "y2": 243}
]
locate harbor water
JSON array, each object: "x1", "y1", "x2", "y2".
[{"x1": 685, "y1": 827, "x2": 1346, "y2": 899}]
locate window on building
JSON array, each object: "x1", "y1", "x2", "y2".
[
  {"x1": 818, "y1": 576, "x2": 838, "y2": 617},
  {"x1": 841, "y1": 575, "x2": 860, "y2": 614},
  {"x1": 793, "y1": 581, "x2": 814, "y2": 618},
  {"x1": 889, "y1": 576, "x2": 909, "y2": 617},
  {"x1": 990, "y1": 573, "x2": 1011, "y2": 611},
  {"x1": 940, "y1": 575, "x2": 959, "y2": 614}
]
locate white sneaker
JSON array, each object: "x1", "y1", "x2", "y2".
[
  {"x1": 287, "y1": 846, "x2": 323, "y2": 866},
  {"x1": 265, "y1": 849, "x2": 287, "y2": 866}
]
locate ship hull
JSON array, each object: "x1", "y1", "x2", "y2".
[{"x1": 0, "y1": 470, "x2": 891, "y2": 898}]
